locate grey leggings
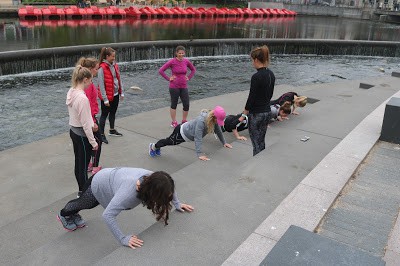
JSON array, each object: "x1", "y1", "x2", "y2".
[
  {"x1": 60, "y1": 178, "x2": 99, "y2": 217},
  {"x1": 170, "y1": 88, "x2": 189, "y2": 111},
  {"x1": 248, "y1": 112, "x2": 270, "y2": 156}
]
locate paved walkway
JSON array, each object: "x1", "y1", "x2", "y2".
[{"x1": 1, "y1": 75, "x2": 400, "y2": 265}]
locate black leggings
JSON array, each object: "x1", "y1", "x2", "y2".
[
  {"x1": 248, "y1": 112, "x2": 270, "y2": 156},
  {"x1": 92, "y1": 118, "x2": 102, "y2": 167},
  {"x1": 169, "y1": 88, "x2": 189, "y2": 111},
  {"x1": 70, "y1": 129, "x2": 92, "y2": 192},
  {"x1": 100, "y1": 94, "x2": 120, "y2": 134},
  {"x1": 155, "y1": 124, "x2": 186, "y2": 149},
  {"x1": 60, "y1": 178, "x2": 99, "y2": 217}
]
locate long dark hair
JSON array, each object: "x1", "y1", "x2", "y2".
[{"x1": 136, "y1": 171, "x2": 175, "y2": 225}]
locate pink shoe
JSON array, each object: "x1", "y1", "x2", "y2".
[
  {"x1": 92, "y1": 166, "x2": 102, "y2": 175},
  {"x1": 87, "y1": 162, "x2": 93, "y2": 172},
  {"x1": 171, "y1": 121, "x2": 178, "y2": 128},
  {"x1": 181, "y1": 120, "x2": 187, "y2": 124}
]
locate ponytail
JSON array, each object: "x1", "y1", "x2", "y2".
[
  {"x1": 76, "y1": 57, "x2": 99, "y2": 69},
  {"x1": 71, "y1": 65, "x2": 92, "y2": 88},
  {"x1": 99, "y1": 47, "x2": 115, "y2": 63},
  {"x1": 250, "y1": 45, "x2": 270, "y2": 65}
]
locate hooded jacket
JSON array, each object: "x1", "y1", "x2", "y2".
[
  {"x1": 66, "y1": 87, "x2": 97, "y2": 148},
  {"x1": 180, "y1": 110, "x2": 226, "y2": 156}
]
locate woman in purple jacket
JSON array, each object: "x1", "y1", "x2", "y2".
[{"x1": 159, "y1": 46, "x2": 196, "y2": 128}]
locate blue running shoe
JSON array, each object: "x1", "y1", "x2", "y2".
[
  {"x1": 149, "y1": 143, "x2": 156, "y2": 157},
  {"x1": 57, "y1": 212, "x2": 77, "y2": 232},
  {"x1": 71, "y1": 213, "x2": 86, "y2": 228},
  {"x1": 155, "y1": 148, "x2": 161, "y2": 156}
]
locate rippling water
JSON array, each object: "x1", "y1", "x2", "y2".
[
  {"x1": 1, "y1": 16, "x2": 400, "y2": 52},
  {"x1": 1, "y1": 54, "x2": 399, "y2": 151}
]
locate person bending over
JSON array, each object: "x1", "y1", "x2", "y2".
[
  {"x1": 221, "y1": 113, "x2": 249, "y2": 141},
  {"x1": 149, "y1": 106, "x2": 232, "y2": 161},
  {"x1": 270, "y1": 92, "x2": 307, "y2": 115},
  {"x1": 57, "y1": 168, "x2": 193, "y2": 249}
]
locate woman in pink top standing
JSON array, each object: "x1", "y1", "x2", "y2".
[
  {"x1": 159, "y1": 45, "x2": 196, "y2": 128},
  {"x1": 77, "y1": 57, "x2": 103, "y2": 175},
  {"x1": 67, "y1": 65, "x2": 98, "y2": 197}
]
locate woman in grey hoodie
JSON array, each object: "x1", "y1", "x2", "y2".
[
  {"x1": 149, "y1": 106, "x2": 232, "y2": 161},
  {"x1": 57, "y1": 168, "x2": 193, "y2": 249}
]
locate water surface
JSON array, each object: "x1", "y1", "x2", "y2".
[
  {"x1": 1, "y1": 16, "x2": 400, "y2": 52},
  {"x1": 1, "y1": 54, "x2": 399, "y2": 151}
]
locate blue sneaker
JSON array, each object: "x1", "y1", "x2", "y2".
[
  {"x1": 149, "y1": 143, "x2": 156, "y2": 157},
  {"x1": 57, "y1": 212, "x2": 77, "y2": 232},
  {"x1": 155, "y1": 148, "x2": 161, "y2": 156},
  {"x1": 71, "y1": 213, "x2": 86, "y2": 228}
]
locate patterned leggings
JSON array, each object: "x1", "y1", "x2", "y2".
[
  {"x1": 155, "y1": 124, "x2": 186, "y2": 149},
  {"x1": 60, "y1": 178, "x2": 99, "y2": 217},
  {"x1": 248, "y1": 112, "x2": 270, "y2": 156}
]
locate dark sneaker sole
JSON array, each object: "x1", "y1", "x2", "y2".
[
  {"x1": 57, "y1": 215, "x2": 77, "y2": 232},
  {"x1": 108, "y1": 134, "x2": 123, "y2": 137}
]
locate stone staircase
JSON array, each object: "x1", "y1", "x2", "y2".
[{"x1": 1, "y1": 76, "x2": 400, "y2": 265}]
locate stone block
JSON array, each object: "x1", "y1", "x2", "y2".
[
  {"x1": 380, "y1": 97, "x2": 400, "y2": 144},
  {"x1": 359, "y1": 83, "x2": 374, "y2": 89},
  {"x1": 391, "y1": 72, "x2": 400, "y2": 78},
  {"x1": 261, "y1": 225, "x2": 385, "y2": 266}
]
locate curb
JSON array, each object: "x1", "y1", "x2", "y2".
[{"x1": 222, "y1": 89, "x2": 400, "y2": 266}]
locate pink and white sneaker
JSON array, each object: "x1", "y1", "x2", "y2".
[{"x1": 171, "y1": 121, "x2": 178, "y2": 128}]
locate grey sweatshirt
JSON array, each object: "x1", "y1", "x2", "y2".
[
  {"x1": 91, "y1": 167, "x2": 182, "y2": 247},
  {"x1": 180, "y1": 110, "x2": 226, "y2": 156}
]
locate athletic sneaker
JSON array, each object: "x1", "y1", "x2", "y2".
[
  {"x1": 71, "y1": 213, "x2": 86, "y2": 228},
  {"x1": 171, "y1": 121, "x2": 178, "y2": 128},
  {"x1": 57, "y1": 212, "x2": 77, "y2": 232},
  {"x1": 101, "y1": 134, "x2": 109, "y2": 144},
  {"x1": 155, "y1": 148, "x2": 161, "y2": 156},
  {"x1": 92, "y1": 166, "x2": 102, "y2": 175},
  {"x1": 181, "y1": 119, "x2": 187, "y2": 124},
  {"x1": 109, "y1": 129, "x2": 123, "y2": 137},
  {"x1": 87, "y1": 161, "x2": 93, "y2": 172},
  {"x1": 149, "y1": 143, "x2": 156, "y2": 157}
]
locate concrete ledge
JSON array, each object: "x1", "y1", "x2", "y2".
[
  {"x1": 222, "y1": 89, "x2": 400, "y2": 266},
  {"x1": 392, "y1": 72, "x2": 400, "y2": 78}
]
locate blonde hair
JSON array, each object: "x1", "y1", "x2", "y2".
[
  {"x1": 71, "y1": 65, "x2": 92, "y2": 88},
  {"x1": 250, "y1": 45, "x2": 270, "y2": 66},
  {"x1": 201, "y1": 109, "x2": 216, "y2": 134},
  {"x1": 295, "y1": 96, "x2": 308, "y2": 107},
  {"x1": 76, "y1": 57, "x2": 99, "y2": 69}
]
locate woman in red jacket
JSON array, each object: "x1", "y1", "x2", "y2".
[
  {"x1": 77, "y1": 57, "x2": 102, "y2": 175},
  {"x1": 97, "y1": 47, "x2": 124, "y2": 144}
]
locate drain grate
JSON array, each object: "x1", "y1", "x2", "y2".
[{"x1": 307, "y1": 97, "x2": 320, "y2": 104}]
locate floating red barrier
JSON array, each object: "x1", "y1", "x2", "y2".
[
  {"x1": 42, "y1": 6, "x2": 65, "y2": 20},
  {"x1": 18, "y1": 6, "x2": 296, "y2": 21},
  {"x1": 18, "y1": 6, "x2": 42, "y2": 20}
]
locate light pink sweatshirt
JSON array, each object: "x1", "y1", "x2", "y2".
[{"x1": 66, "y1": 88, "x2": 97, "y2": 148}]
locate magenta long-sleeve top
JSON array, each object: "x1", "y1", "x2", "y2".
[{"x1": 159, "y1": 57, "x2": 196, "y2": 89}]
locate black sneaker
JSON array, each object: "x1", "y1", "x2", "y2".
[
  {"x1": 101, "y1": 134, "x2": 109, "y2": 144},
  {"x1": 109, "y1": 129, "x2": 123, "y2": 137}
]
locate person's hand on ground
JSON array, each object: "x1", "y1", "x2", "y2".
[
  {"x1": 178, "y1": 203, "x2": 194, "y2": 212},
  {"x1": 224, "y1": 143, "x2": 233, "y2": 149},
  {"x1": 128, "y1": 235, "x2": 143, "y2": 249},
  {"x1": 237, "y1": 136, "x2": 247, "y2": 141},
  {"x1": 199, "y1": 155, "x2": 210, "y2": 161}
]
